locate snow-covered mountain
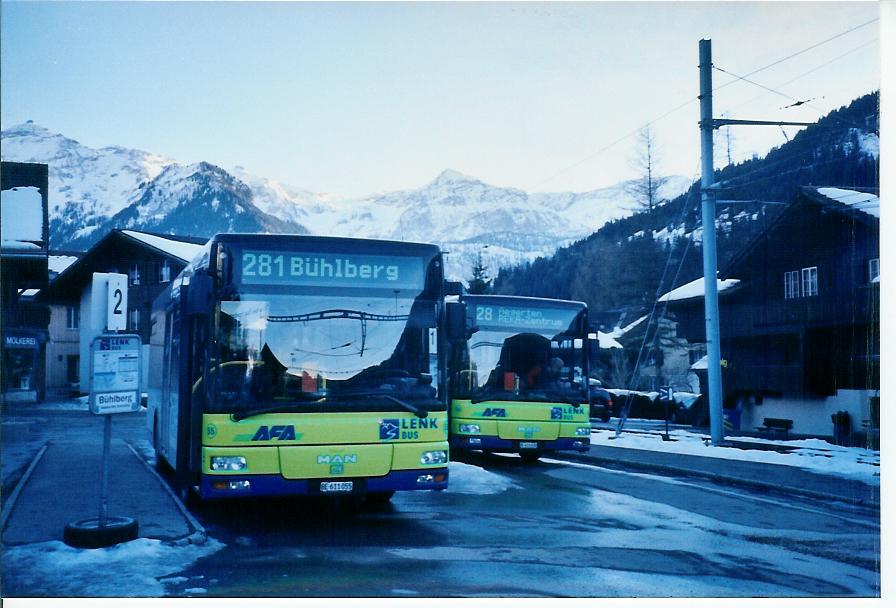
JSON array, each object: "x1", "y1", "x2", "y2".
[{"x1": 1, "y1": 122, "x2": 692, "y2": 280}]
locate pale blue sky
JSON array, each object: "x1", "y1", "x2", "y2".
[{"x1": 1, "y1": 1, "x2": 881, "y2": 197}]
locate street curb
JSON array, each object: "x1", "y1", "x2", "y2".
[
  {"x1": 126, "y1": 442, "x2": 207, "y2": 545},
  {"x1": 1, "y1": 442, "x2": 48, "y2": 532},
  {"x1": 565, "y1": 451, "x2": 880, "y2": 509}
]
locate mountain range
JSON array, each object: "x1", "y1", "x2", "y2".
[{"x1": 0, "y1": 121, "x2": 691, "y2": 280}]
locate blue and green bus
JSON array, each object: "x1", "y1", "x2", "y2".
[
  {"x1": 446, "y1": 294, "x2": 592, "y2": 462},
  {"x1": 147, "y1": 234, "x2": 449, "y2": 501}
]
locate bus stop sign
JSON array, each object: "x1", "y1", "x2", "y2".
[
  {"x1": 89, "y1": 334, "x2": 142, "y2": 414},
  {"x1": 659, "y1": 385, "x2": 674, "y2": 402}
]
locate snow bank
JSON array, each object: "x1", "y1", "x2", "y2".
[
  {"x1": 591, "y1": 427, "x2": 879, "y2": 485},
  {"x1": 447, "y1": 461, "x2": 521, "y2": 495},
  {"x1": 1, "y1": 537, "x2": 223, "y2": 597}
]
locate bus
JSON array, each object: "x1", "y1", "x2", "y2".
[
  {"x1": 147, "y1": 234, "x2": 449, "y2": 501},
  {"x1": 446, "y1": 294, "x2": 592, "y2": 462}
]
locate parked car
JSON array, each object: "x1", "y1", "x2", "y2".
[{"x1": 588, "y1": 378, "x2": 615, "y2": 421}]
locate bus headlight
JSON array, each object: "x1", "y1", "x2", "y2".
[
  {"x1": 458, "y1": 424, "x2": 480, "y2": 434},
  {"x1": 575, "y1": 427, "x2": 591, "y2": 437},
  {"x1": 420, "y1": 450, "x2": 448, "y2": 465},
  {"x1": 210, "y1": 455, "x2": 247, "y2": 471}
]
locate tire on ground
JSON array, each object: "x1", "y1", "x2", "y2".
[
  {"x1": 64, "y1": 516, "x2": 139, "y2": 548},
  {"x1": 365, "y1": 491, "x2": 395, "y2": 505},
  {"x1": 520, "y1": 451, "x2": 541, "y2": 464}
]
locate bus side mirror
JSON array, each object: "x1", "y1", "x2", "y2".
[
  {"x1": 444, "y1": 280, "x2": 464, "y2": 296},
  {"x1": 445, "y1": 302, "x2": 466, "y2": 341},
  {"x1": 186, "y1": 272, "x2": 213, "y2": 316}
]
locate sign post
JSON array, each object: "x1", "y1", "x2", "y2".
[{"x1": 64, "y1": 280, "x2": 141, "y2": 548}]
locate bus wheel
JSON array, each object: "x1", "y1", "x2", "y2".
[
  {"x1": 366, "y1": 491, "x2": 395, "y2": 505},
  {"x1": 520, "y1": 452, "x2": 540, "y2": 464},
  {"x1": 64, "y1": 516, "x2": 139, "y2": 549}
]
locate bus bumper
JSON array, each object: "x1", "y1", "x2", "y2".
[
  {"x1": 198, "y1": 467, "x2": 449, "y2": 499},
  {"x1": 450, "y1": 435, "x2": 589, "y2": 453}
]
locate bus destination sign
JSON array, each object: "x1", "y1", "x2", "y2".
[
  {"x1": 239, "y1": 250, "x2": 425, "y2": 290},
  {"x1": 473, "y1": 305, "x2": 578, "y2": 332}
]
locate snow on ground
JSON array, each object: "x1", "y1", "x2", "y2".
[
  {"x1": 592, "y1": 426, "x2": 879, "y2": 485},
  {"x1": 1, "y1": 537, "x2": 223, "y2": 597},
  {"x1": 447, "y1": 461, "x2": 521, "y2": 495}
]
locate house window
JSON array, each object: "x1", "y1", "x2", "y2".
[
  {"x1": 159, "y1": 260, "x2": 171, "y2": 283},
  {"x1": 129, "y1": 308, "x2": 140, "y2": 331},
  {"x1": 869, "y1": 258, "x2": 880, "y2": 283},
  {"x1": 784, "y1": 271, "x2": 800, "y2": 299},
  {"x1": 66, "y1": 306, "x2": 79, "y2": 330},
  {"x1": 129, "y1": 263, "x2": 141, "y2": 286},
  {"x1": 801, "y1": 266, "x2": 818, "y2": 297}
]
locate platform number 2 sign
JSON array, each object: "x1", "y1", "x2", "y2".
[{"x1": 106, "y1": 273, "x2": 128, "y2": 331}]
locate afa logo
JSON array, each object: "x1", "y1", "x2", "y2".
[
  {"x1": 481, "y1": 408, "x2": 507, "y2": 417},
  {"x1": 380, "y1": 419, "x2": 399, "y2": 440},
  {"x1": 251, "y1": 425, "x2": 297, "y2": 441}
]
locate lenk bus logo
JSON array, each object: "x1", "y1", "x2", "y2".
[
  {"x1": 380, "y1": 419, "x2": 400, "y2": 440},
  {"x1": 552, "y1": 405, "x2": 584, "y2": 421},
  {"x1": 251, "y1": 425, "x2": 297, "y2": 441},
  {"x1": 380, "y1": 417, "x2": 439, "y2": 440},
  {"x1": 480, "y1": 408, "x2": 507, "y2": 417}
]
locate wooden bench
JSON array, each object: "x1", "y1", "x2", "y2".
[{"x1": 757, "y1": 417, "x2": 793, "y2": 438}]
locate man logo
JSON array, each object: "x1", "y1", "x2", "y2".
[{"x1": 380, "y1": 419, "x2": 399, "y2": 440}]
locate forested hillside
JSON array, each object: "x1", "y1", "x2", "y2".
[{"x1": 491, "y1": 92, "x2": 880, "y2": 326}]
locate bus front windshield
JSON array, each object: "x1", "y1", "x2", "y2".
[
  {"x1": 456, "y1": 306, "x2": 587, "y2": 405},
  {"x1": 210, "y1": 291, "x2": 441, "y2": 414}
]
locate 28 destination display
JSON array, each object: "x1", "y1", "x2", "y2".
[
  {"x1": 474, "y1": 304, "x2": 579, "y2": 331},
  {"x1": 240, "y1": 250, "x2": 425, "y2": 289}
]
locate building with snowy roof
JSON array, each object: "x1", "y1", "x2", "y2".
[
  {"x1": 663, "y1": 186, "x2": 879, "y2": 442},
  {"x1": 38, "y1": 229, "x2": 207, "y2": 390},
  {"x1": 1, "y1": 161, "x2": 50, "y2": 403}
]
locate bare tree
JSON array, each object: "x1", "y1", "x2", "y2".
[{"x1": 627, "y1": 126, "x2": 669, "y2": 214}]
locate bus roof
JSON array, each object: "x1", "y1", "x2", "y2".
[{"x1": 209, "y1": 233, "x2": 441, "y2": 257}]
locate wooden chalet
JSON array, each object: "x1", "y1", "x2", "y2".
[{"x1": 665, "y1": 187, "x2": 879, "y2": 440}]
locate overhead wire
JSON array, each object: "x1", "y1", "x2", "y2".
[
  {"x1": 615, "y1": 164, "x2": 701, "y2": 436},
  {"x1": 529, "y1": 19, "x2": 878, "y2": 192}
]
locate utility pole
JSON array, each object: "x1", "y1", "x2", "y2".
[
  {"x1": 698, "y1": 39, "x2": 814, "y2": 446},
  {"x1": 698, "y1": 39, "x2": 725, "y2": 446}
]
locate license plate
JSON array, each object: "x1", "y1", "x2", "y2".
[
  {"x1": 519, "y1": 442, "x2": 538, "y2": 449},
  {"x1": 320, "y1": 481, "x2": 353, "y2": 493}
]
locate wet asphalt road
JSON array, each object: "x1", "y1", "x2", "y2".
[
  {"x1": 167, "y1": 450, "x2": 880, "y2": 598},
  {"x1": 1, "y1": 407, "x2": 879, "y2": 598}
]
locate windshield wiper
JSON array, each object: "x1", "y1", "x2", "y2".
[
  {"x1": 232, "y1": 400, "x2": 322, "y2": 421},
  {"x1": 387, "y1": 394, "x2": 429, "y2": 419},
  {"x1": 471, "y1": 390, "x2": 515, "y2": 405},
  {"x1": 472, "y1": 390, "x2": 583, "y2": 408},
  {"x1": 329, "y1": 390, "x2": 432, "y2": 419}
]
